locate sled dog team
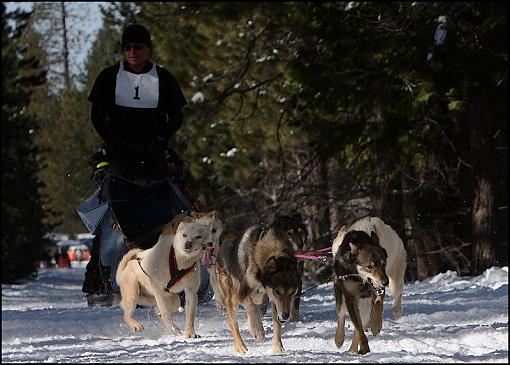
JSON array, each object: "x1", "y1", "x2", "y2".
[{"x1": 115, "y1": 211, "x2": 407, "y2": 355}]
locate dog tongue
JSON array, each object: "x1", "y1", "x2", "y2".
[{"x1": 200, "y1": 249, "x2": 214, "y2": 267}]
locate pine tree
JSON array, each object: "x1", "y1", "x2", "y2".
[
  {"x1": 27, "y1": 3, "x2": 109, "y2": 235},
  {"x1": 2, "y1": 4, "x2": 52, "y2": 283}
]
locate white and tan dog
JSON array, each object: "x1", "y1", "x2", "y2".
[
  {"x1": 332, "y1": 216, "x2": 407, "y2": 346},
  {"x1": 116, "y1": 212, "x2": 213, "y2": 338}
]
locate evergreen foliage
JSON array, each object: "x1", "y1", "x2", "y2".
[
  {"x1": 2, "y1": 4, "x2": 52, "y2": 283},
  {"x1": 4, "y1": 2, "x2": 506, "y2": 281}
]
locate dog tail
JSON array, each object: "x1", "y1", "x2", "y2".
[{"x1": 116, "y1": 248, "x2": 143, "y2": 284}]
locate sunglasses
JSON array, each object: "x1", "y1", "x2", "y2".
[{"x1": 123, "y1": 44, "x2": 145, "y2": 51}]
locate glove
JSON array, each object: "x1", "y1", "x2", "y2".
[{"x1": 89, "y1": 149, "x2": 109, "y2": 186}]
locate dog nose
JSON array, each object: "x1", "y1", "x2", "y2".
[
  {"x1": 280, "y1": 312, "x2": 290, "y2": 321},
  {"x1": 382, "y1": 278, "x2": 389, "y2": 286},
  {"x1": 207, "y1": 242, "x2": 214, "y2": 248},
  {"x1": 185, "y1": 241, "x2": 193, "y2": 250}
]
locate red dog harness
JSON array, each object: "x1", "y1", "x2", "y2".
[{"x1": 164, "y1": 246, "x2": 197, "y2": 292}]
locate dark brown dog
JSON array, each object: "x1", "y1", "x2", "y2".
[{"x1": 333, "y1": 230, "x2": 389, "y2": 355}]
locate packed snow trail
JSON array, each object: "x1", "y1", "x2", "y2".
[{"x1": 2, "y1": 265, "x2": 508, "y2": 363}]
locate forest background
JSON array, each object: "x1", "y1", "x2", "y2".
[{"x1": 2, "y1": 2, "x2": 508, "y2": 284}]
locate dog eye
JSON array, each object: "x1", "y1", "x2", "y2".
[
  {"x1": 183, "y1": 234, "x2": 187, "y2": 238},
  {"x1": 195, "y1": 236, "x2": 202, "y2": 239},
  {"x1": 274, "y1": 288, "x2": 280, "y2": 295},
  {"x1": 366, "y1": 264, "x2": 374, "y2": 270}
]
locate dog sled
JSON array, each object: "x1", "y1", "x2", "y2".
[{"x1": 76, "y1": 170, "x2": 213, "y2": 305}]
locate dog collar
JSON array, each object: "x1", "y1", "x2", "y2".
[
  {"x1": 164, "y1": 246, "x2": 197, "y2": 292},
  {"x1": 337, "y1": 274, "x2": 386, "y2": 296},
  {"x1": 336, "y1": 273, "x2": 363, "y2": 280}
]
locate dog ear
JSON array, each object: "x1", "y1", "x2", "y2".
[
  {"x1": 349, "y1": 242, "x2": 359, "y2": 254},
  {"x1": 370, "y1": 231, "x2": 380, "y2": 245},
  {"x1": 265, "y1": 256, "x2": 278, "y2": 275},
  {"x1": 336, "y1": 225, "x2": 347, "y2": 239},
  {"x1": 190, "y1": 211, "x2": 203, "y2": 219}
]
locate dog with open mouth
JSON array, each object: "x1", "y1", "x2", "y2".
[
  {"x1": 332, "y1": 228, "x2": 389, "y2": 355},
  {"x1": 115, "y1": 212, "x2": 212, "y2": 338}
]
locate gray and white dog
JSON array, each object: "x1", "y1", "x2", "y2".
[{"x1": 214, "y1": 224, "x2": 302, "y2": 353}]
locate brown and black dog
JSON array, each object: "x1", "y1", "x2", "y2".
[
  {"x1": 214, "y1": 224, "x2": 302, "y2": 353},
  {"x1": 257, "y1": 214, "x2": 307, "y2": 322},
  {"x1": 332, "y1": 229, "x2": 389, "y2": 355}
]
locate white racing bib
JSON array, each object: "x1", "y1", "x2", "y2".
[{"x1": 115, "y1": 63, "x2": 159, "y2": 108}]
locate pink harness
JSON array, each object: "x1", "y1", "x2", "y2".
[{"x1": 293, "y1": 247, "x2": 333, "y2": 261}]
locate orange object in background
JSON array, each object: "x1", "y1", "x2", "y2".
[
  {"x1": 57, "y1": 254, "x2": 71, "y2": 268},
  {"x1": 67, "y1": 245, "x2": 90, "y2": 262}
]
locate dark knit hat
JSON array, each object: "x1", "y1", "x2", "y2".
[{"x1": 122, "y1": 24, "x2": 152, "y2": 48}]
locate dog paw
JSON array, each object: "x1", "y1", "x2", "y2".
[
  {"x1": 273, "y1": 344, "x2": 285, "y2": 352},
  {"x1": 349, "y1": 343, "x2": 370, "y2": 355},
  {"x1": 184, "y1": 331, "x2": 201, "y2": 339},
  {"x1": 359, "y1": 346, "x2": 370, "y2": 355},
  {"x1": 334, "y1": 328, "x2": 345, "y2": 349},
  {"x1": 171, "y1": 327, "x2": 182, "y2": 336},
  {"x1": 370, "y1": 321, "x2": 382, "y2": 336},
  {"x1": 235, "y1": 342, "x2": 248, "y2": 353},
  {"x1": 165, "y1": 322, "x2": 181, "y2": 336},
  {"x1": 129, "y1": 321, "x2": 144, "y2": 332},
  {"x1": 254, "y1": 332, "x2": 265, "y2": 342}
]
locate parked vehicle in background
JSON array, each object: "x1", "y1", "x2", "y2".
[{"x1": 68, "y1": 245, "x2": 91, "y2": 262}]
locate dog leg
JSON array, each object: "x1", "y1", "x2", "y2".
[
  {"x1": 183, "y1": 283, "x2": 201, "y2": 339},
  {"x1": 290, "y1": 261, "x2": 303, "y2": 322},
  {"x1": 358, "y1": 297, "x2": 373, "y2": 332},
  {"x1": 208, "y1": 268, "x2": 225, "y2": 310},
  {"x1": 393, "y1": 291, "x2": 403, "y2": 319},
  {"x1": 390, "y1": 274, "x2": 404, "y2": 319},
  {"x1": 243, "y1": 296, "x2": 265, "y2": 341},
  {"x1": 152, "y1": 290, "x2": 181, "y2": 336},
  {"x1": 271, "y1": 302, "x2": 285, "y2": 352},
  {"x1": 334, "y1": 284, "x2": 348, "y2": 349},
  {"x1": 159, "y1": 292, "x2": 180, "y2": 319},
  {"x1": 226, "y1": 293, "x2": 248, "y2": 353},
  {"x1": 390, "y1": 250, "x2": 407, "y2": 319},
  {"x1": 345, "y1": 293, "x2": 370, "y2": 355},
  {"x1": 218, "y1": 270, "x2": 248, "y2": 353},
  {"x1": 370, "y1": 293, "x2": 384, "y2": 336},
  {"x1": 119, "y1": 276, "x2": 144, "y2": 332}
]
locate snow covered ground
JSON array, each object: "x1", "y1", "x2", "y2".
[{"x1": 2, "y1": 264, "x2": 508, "y2": 363}]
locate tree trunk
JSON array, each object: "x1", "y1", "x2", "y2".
[
  {"x1": 60, "y1": 1, "x2": 70, "y2": 89},
  {"x1": 305, "y1": 154, "x2": 331, "y2": 249},
  {"x1": 469, "y1": 89, "x2": 497, "y2": 275},
  {"x1": 327, "y1": 160, "x2": 343, "y2": 233},
  {"x1": 372, "y1": 161, "x2": 390, "y2": 219},
  {"x1": 401, "y1": 172, "x2": 428, "y2": 281}
]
